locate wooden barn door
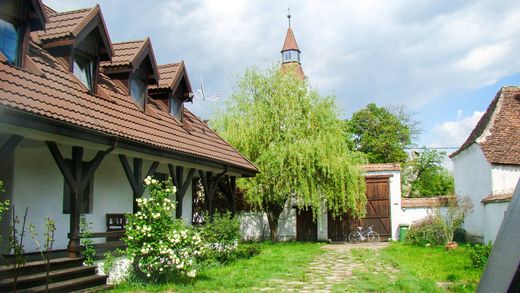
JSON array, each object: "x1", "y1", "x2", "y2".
[
  {"x1": 327, "y1": 212, "x2": 349, "y2": 242},
  {"x1": 350, "y1": 175, "x2": 391, "y2": 239},
  {"x1": 297, "y1": 209, "x2": 317, "y2": 241}
]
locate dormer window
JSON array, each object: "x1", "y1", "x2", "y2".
[
  {"x1": 0, "y1": 17, "x2": 22, "y2": 65},
  {"x1": 73, "y1": 51, "x2": 95, "y2": 91},
  {"x1": 130, "y1": 74, "x2": 146, "y2": 108},
  {"x1": 170, "y1": 95, "x2": 183, "y2": 121}
]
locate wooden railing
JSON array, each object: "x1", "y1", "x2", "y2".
[{"x1": 67, "y1": 230, "x2": 126, "y2": 254}]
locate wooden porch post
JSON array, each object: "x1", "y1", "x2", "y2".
[
  {"x1": 118, "y1": 155, "x2": 159, "y2": 213},
  {"x1": 198, "y1": 170, "x2": 226, "y2": 219},
  {"x1": 168, "y1": 164, "x2": 196, "y2": 219},
  {"x1": 46, "y1": 141, "x2": 115, "y2": 257},
  {"x1": 0, "y1": 135, "x2": 23, "y2": 164}
]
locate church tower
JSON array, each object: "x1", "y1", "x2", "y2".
[{"x1": 280, "y1": 11, "x2": 305, "y2": 80}]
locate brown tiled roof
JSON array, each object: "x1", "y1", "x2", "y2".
[
  {"x1": 362, "y1": 163, "x2": 401, "y2": 172},
  {"x1": 481, "y1": 193, "x2": 513, "y2": 204},
  {"x1": 151, "y1": 62, "x2": 183, "y2": 90},
  {"x1": 401, "y1": 196, "x2": 450, "y2": 208},
  {"x1": 0, "y1": 42, "x2": 258, "y2": 174},
  {"x1": 101, "y1": 39, "x2": 147, "y2": 68},
  {"x1": 281, "y1": 26, "x2": 300, "y2": 52},
  {"x1": 38, "y1": 7, "x2": 94, "y2": 41},
  {"x1": 450, "y1": 87, "x2": 520, "y2": 165}
]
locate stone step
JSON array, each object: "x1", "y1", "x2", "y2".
[{"x1": 0, "y1": 265, "x2": 97, "y2": 291}]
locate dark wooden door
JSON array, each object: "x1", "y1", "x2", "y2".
[
  {"x1": 327, "y1": 212, "x2": 349, "y2": 242},
  {"x1": 350, "y1": 176, "x2": 391, "y2": 239},
  {"x1": 297, "y1": 209, "x2": 317, "y2": 241}
]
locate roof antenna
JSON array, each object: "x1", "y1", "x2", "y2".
[
  {"x1": 287, "y1": 7, "x2": 291, "y2": 27},
  {"x1": 189, "y1": 76, "x2": 220, "y2": 102}
]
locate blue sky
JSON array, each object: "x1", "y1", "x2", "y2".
[{"x1": 46, "y1": 0, "x2": 520, "y2": 149}]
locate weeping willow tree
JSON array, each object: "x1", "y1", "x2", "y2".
[{"x1": 212, "y1": 66, "x2": 367, "y2": 241}]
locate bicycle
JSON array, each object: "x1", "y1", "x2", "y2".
[{"x1": 348, "y1": 225, "x2": 380, "y2": 243}]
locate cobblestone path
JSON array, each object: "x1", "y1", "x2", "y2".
[{"x1": 253, "y1": 242, "x2": 395, "y2": 292}]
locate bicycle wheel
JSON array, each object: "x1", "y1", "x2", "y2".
[
  {"x1": 367, "y1": 231, "x2": 380, "y2": 242},
  {"x1": 348, "y1": 231, "x2": 361, "y2": 243}
]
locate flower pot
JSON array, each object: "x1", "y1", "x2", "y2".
[{"x1": 445, "y1": 241, "x2": 459, "y2": 250}]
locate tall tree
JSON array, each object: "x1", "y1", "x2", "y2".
[
  {"x1": 402, "y1": 148, "x2": 454, "y2": 197},
  {"x1": 347, "y1": 103, "x2": 419, "y2": 163},
  {"x1": 212, "y1": 67, "x2": 367, "y2": 241}
]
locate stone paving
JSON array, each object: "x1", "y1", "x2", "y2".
[{"x1": 254, "y1": 242, "x2": 394, "y2": 292}]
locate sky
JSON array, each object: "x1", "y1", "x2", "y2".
[{"x1": 46, "y1": 0, "x2": 520, "y2": 150}]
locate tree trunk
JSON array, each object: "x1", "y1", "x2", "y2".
[{"x1": 265, "y1": 202, "x2": 284, "y2": 242}]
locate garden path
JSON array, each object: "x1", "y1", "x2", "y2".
[{"x1": 254, "y1": 242, "x2": 394, "y2": 292}]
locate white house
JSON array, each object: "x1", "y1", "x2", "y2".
[
  {"x1": 0, "y1": 1, "x2": 258, "y2": 257},
  {"x1": 450, "y1": 86, "x2": 520, "y2": 243}
]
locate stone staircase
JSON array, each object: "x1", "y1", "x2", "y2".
[{"x1": 0, "y1": 257, "x2": 112, "y2": 292}]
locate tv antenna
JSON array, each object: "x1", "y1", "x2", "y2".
[{"x1": 189, "y1": 76, "x2": 220, "y2": 102}]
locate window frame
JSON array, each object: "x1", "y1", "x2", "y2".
[
  {"x1": 169, "y1": 95, "x2": 184, "y2": 121},
  {"x1": 73, "y1": 50, "x2": 96, "y2": 92},
  {"x1": 0, "y1": 14, "x2": 25, "y2": 67},
  {"x1": 129, "y1": 73, "x2": 147, "y2": 108}
]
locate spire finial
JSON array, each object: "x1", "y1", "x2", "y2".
[{"x1": 287, "y1": 7, "x2": 291, "y2": 27}]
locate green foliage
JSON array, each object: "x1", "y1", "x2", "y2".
[
  {"x1": 0, "y1": 181, "x2": 10, "y2": 244},
  {"x1": 438, "y1": 196, "x2": 473, "y2": 243},
  {"x1": 467, "y1": 242, "x2": 492, "y2": 268},
  {"x1": 124, "y1": 176, "x2": 204, "y2": 282},
  {"x1": 80, "y1": 215, "x2": 95, "y2": 266},
  {"x1": 405, "y1": 214, "x2": 445, "y2": 246},
  {"x1": 198, "y1": 212, "x2": 240, "y2": 246},
  {"x1": 347, "y1": 103, "x2": 418, "y2": 164},
  {"x1": 402, "y1": 148, "x2": 454, "y2": 197},
  {"x1": 212, "y1": 66, "x2": 367, "y2": 240}
]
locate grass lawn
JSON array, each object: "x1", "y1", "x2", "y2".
[
  {"x1": 335, "y1": 242, "x2": 483, "y2": 292},
  {"x1": 109, "y1": 242, "x2": 325, "y2": 292}
]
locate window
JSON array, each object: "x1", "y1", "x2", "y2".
[
  {"x1": 170, "y1": 96, "x2": 183, "y2": 121},
  {"x1": 62, "y1": 160, "x2": 94, "y2": 214},
  {"x1": 130, "y1": 74, "x2": 146, "y2": 108},
  {"x1": 0, "y1": 17, "x2": 22, "y2": 65},
  {"x1": 73, "y1": 52, "x2": 95, "y2": 91}
]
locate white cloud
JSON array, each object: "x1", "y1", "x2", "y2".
[{"x1": 431, "y1": 110, "x2": 484, "y2": 147}]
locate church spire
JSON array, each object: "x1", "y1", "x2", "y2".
[{"x1": 280, "y1": 10, "x2": 305, "y2": 80}]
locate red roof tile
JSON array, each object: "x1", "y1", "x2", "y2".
[
  {"x1": 401, "y1": 196, "x2": 450, "y2": 208},
  {"x1": 281, "y1": 26, "x2": 300, "y2": 52},
  {"x1": 0, "y1": 42, "x2": 258, "y2": 174},
  {"x1": 151, "y1": 62, "x2": 183, "y2": 90},
  {"x1": 481, "y1": 193, "x2": 513, "y2": 204},
  {"x1": 450, "y1": 87, "x2": 520, "y2": 165},
  {"x1": 38, "y1": 7, "x2": 93, "y2": 41},
  {"x1": 362, "y1": 163, "x2": 401, "y2": 172}
]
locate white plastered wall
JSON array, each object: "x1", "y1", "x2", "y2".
[
  {"x1": 8, "y1": 138, "x2": 197, "y2": 253},
  {"x1": 239, "y1": 206, "x2": 296, "y2": 241},
  {"x1": 452, "y1": 144, "x2": 492, "y2": 241},
  {"x1": 491, "y1": 164, "x2": 520, "y2": 195},
  {"x1": 482, "y1": 202, "x2": 509, "y2": 243}
]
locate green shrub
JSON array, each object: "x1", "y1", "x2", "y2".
[
  {"x1": 405, "y1": 214, "x2": 445, "y2": 246},
  {"x1": 467, "y1": 242, "x2": 492, "y2": 268},
  {"x1": 124, "y1": 177, "x2": 204, "y2": 282},
  {"x1": 198, "y1": 212, "x2": 240, "y2": 246}
]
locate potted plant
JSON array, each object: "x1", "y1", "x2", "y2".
[{"x1": 438, "y1": 195, "x2": 473, "y2": 250}]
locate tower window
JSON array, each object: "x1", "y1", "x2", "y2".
[
  {"x1": 130, "y1": 74, "x2": 146, "y2": 108},
  {"x1": 73, "y1": 52, "x2": 95, "y2": 91},
  {"x1": 0, "y1": 17, "x2": 22, "y2": 66}
]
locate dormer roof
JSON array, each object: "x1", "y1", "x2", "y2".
[
  {"x1": 38, "y1": 5, "x2": 113, "y2": 61},
  {"x1": 281, "y1": 26, "x2": 300, "y2": 53},
  {"x1": 450, "y1": 87, "x2": 520, "y2": 165},
  {"x1": 28, "y1": 0, "x2": 48, "y2": 30},
  {"x1": 100, "y1": 38, "x2": 159, "y2": 85},
  {"x1": 149, "y1": 62, "x2": 192, "y2": 98}
]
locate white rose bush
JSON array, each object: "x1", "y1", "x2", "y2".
[{"x1": 124, "y1": 177, "x2": 204, "y2": 282}]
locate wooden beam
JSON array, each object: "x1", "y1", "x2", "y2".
[
  {"x1": 118, "y1": 155, "x2": 160, "y2": 213},
  {"x1": 168, "y1": 164, "x2": 196, "y2": 218},
  {"x1": 0, "y1": 135, "x2": 23, "y2": 163},
  {"x1": 198, "y1": 170, "x2": 226, "y2": 219},
  {"x1": 47, "y1": 142, "x2": 114, "y2": 257}
]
